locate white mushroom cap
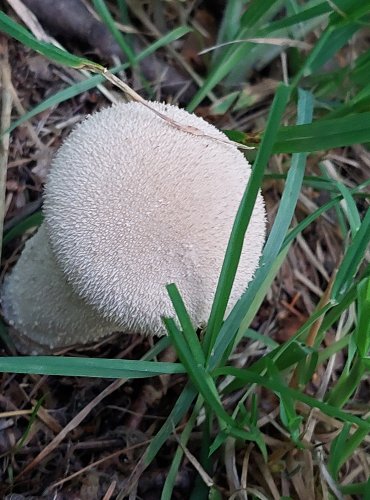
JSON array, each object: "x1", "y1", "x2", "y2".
[
  {"x1": 2, "y1": 224, "x2": 119, "y2": 353},
  {"x1": 44, "y1": 101, "x2": 266, "y2": 338}
]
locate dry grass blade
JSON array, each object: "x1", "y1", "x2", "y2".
[
  {"x1": 16, "y1": 378, "x2": 126, "y2": 478},
  {"x1": 6, "y1": 0, "x2": 47, "y2": 41},
  {"x1": 254, "y1": 452, "x2": 281, "y2": 500},
  {"x1": 305, "y1": 274, "x2": 335, "y2": 348},
  {"x1": 8, "y1": 0, "x2": 253, "y2": 150},
  {"x1": 199, "y1": 37, "x2": 312, "y2": 55},
  {"x1": 100, "y1": 68, "x2": 254, "y2": 150},
  {"x1": 102, "y1": 480, "x2": 117, "y2": 500},
  {"x1": 32, "y1": 401, "x2": 63, "y2": 433},
  {"x1": 315, "y1": 447, "x2": 344, "y2": 500},
  {"x1": 47, "y1": 438, "x2": 150, "y2": 491},
  {"x1": 173, "y1": 429, "x2": 214, "y2": 488},
  {"x1": 0, "y1": 36, "x2": 13, "y2": 254},
  {"x1": 7, "y1": 77, "x2": 44, "y2": 149},
  {"x1": 225, "y1": 437, "x2": 246, "y2": 499},
  {"x1": 241, "y1": 442, "x2": 254, "y2": 493},
  {"x1": 0, "y1": 409, "x2": 32, "y2": 418},
  {"x1": 290, "y1": 274, "x2": 335, "y2": 388}
]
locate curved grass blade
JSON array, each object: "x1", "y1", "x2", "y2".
[
  {"x1": 3, "y1": 211, "x2": 43, "y2": 246},
  {"x1": 274, "y1": 112, "x2": 370, "y2": 153}
]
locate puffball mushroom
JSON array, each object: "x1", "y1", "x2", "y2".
[
  {"x1": 2, "y1": 224, "x2": 118, "y2": 353},
  {"x1": 2, "y1": 101, "x2": 266, "y2": 353}
]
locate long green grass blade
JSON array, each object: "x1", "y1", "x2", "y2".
[
  {"x1": 332, "y1": 208, "x2": 370, "y2": 300},
  {"x1": 161, "y1": 396, "x2": 204, "y2": 500},
  {"x1": 355, "y1": 277, "x2": 370, "y2": 357},
  {"x1": 166, "y1": 283, "x2": 205, "y2": 366},
  {"x1": 92, "y1": 0, "x2": 137, "y2": 67},
  {"x1": 210, "y1": 88, "x2": 312, "y2": 366},
  {"x1": 0, "y1": 11, "x2": 99, "y2": 69},
  {"x1": 330, "y1": 425, "x2": 370, "y2": 478},
  {"x1": 274, "y1": 112, "x2": 370, "y2": 153},
  {"x1": 3, "y1": 211, "x2": 43, "y2": 246},
  {"x1": 0, "y1": 356, "x2": 185, "y2": 378},
  {"x1": 204, "y1": 83, "x2": 291, "y2": 359},
  {"x1": 6, "y1": 26, "x2": 191, "y2": 135}
]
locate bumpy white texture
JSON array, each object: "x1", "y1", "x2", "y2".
[
  {"x1": 2, "y1": 224, "x2": 119, "y2": 353},
  {"x1": 45, "y1": 101, "x2": 266, "y2": 338}
]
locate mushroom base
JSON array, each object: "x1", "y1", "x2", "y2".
[{"x1": 1, "y1": 224, "x2": 119, "y2": 354}]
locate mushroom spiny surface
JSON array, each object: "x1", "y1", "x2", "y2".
[{"x1": 2, "y1": 101, "x2": 266, "y2": 352}]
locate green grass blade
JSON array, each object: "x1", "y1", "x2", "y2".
[
  {"x1": 0, "y1": 356, "x2": 185, "y2": 378},
  {"x1": 274, "y1": 112, "x2": 370, "y2": 153},
  {"x1": 328, "y1": 423, "x2": 369, "y2": 479},
  {"x1": 166, "y1": 283, "x2": 205, "y2": 366},
  {"x1": 209, "y1": 88, "x2": 312, "y2": 366},
  {"x1": 259, "y1": 2, "x2": 330, "y2": 33},
  {"x1": 340, "y1": 481, "x2": 369, "y2": 496},
  {"x1": 318, "y1": 271, "x2": 370, "y2": 347},
  {"x1": 236, "y1": 245, "x2": 290, "y2": 343},
  {"x1": 164, "y1": 318, "x2": 238, "y2": 431},
  {"x1": 284, "y1": 186, "x2": 370, "y2": 249},
  {"x1": 328, "y1": 423, "x2": 351, "y2": 477},
  {"x1": 239, "y1": 0, "x2": 281, "y2": 28},
  {"x1": 214, "y1": 366, "x2": 370, "y2": 430},
  {"x1": 6, "y1": 26, "x2": 191, "y2": 135},
  {"x1": 204, "y1": 83, "x2": 291, "y2": 359},
  {"x1": 3, "y1": 211, "x2": 43, "y2": 246},
  {"x1": 0, "y1": 11, "x2": 99, "y2": 69},
  {"x1": 15, "y1": 396, "x2": 45, "y2": 451},
  {"x1": 142, "y1": 336, "x2": 171, "y2": 360},
  {"x1": 332, "y1": 207, "x2": 370, "y2": 300},
  {"x1": 330, "y1": 426, "x2": 370, "y2": 478},
  {"x1": 326, "y1": 355, "x2": 366, "y2": 408},
  {"x1": 355, "y1": 277, "x2": 370, "y2": 357},
  {"x1": 128, "y1": 383, "x2": 197, "y2": 491},
  {"x1": 292, "y1": 24, "x2": 357, "y2": 86},
  {"x1": 92, "y1": 0, "x2": 137, "y2": 67},
  {"x1": 161, "y1": 396, "x2": 204, "y2": 500},
  {"x1": 334, "y1": 182, "x2": 362, "y2": 237},
  {"x1": 187, "y1": 0, "x2": 280, "y2": 111}
]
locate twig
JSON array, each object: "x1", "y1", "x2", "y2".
[{"x1": 0, "y1": 36, "x2": 13, "y2": 254}]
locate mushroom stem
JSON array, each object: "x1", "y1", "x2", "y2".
[{"x1": 2, "y1": 224, "x2": 118, "y2": 353}]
